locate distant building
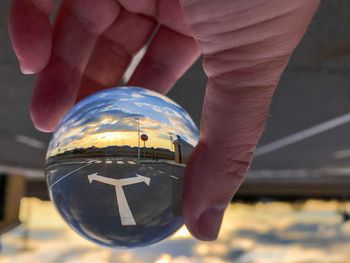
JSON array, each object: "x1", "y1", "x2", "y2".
[{"x1": 173, "y1": 135, "x2": 194, "y2": 164}]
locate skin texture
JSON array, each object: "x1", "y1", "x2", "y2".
[{"x1": 9, "y1": 0, "x2": 320, "y2": 241}]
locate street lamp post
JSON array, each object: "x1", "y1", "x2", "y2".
[
  {"x1": 135, "y1": 118, "x2": 140, "y2": 159},
  {"x1": 168, "y1": 132, "x2": 174, "y2": 151}
]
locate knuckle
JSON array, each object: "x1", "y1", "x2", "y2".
[
  {"x1": 141, "y1": 57, "x2": 178, "y2": 82},
  {"x1": 66, "y1": 0, "x2": 119, "y2": 34},
  {"x1": 204, "y1": 52, "x2": 290, "y2": 90},
  {"x1": 206, "y1": 144, "x2": 254, "y2": 184}
]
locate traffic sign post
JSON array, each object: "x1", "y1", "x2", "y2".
[{"x1": 140, "y1": 134, "x2": 148, "y2": 158}]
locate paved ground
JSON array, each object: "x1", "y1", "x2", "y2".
[
  {"x1": 47, "y1": 157, "x2": 183, "y2": 186},
  {"x1": 46, "y1": 156, "x2": 185, "y2": 246},
  {"x1": 3, "y1": 1, "x2": 350, "y2": 177}
]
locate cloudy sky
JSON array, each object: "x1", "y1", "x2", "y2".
[{"x1": 47, "y1": 87, "x2": 199, "y2": 157}]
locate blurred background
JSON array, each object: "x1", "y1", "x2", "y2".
[{"x1": 1, "y1": 0, "x2": 350, "y2": 262}]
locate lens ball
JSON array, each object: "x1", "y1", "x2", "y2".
[{"x1": 45, "y1": 86, "x2": 199, "y2": 247}]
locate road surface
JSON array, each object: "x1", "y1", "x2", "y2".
[{"x1": 46, "y1": 156, "x2": 185, "y2": 246}]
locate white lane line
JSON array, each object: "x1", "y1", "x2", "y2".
[
  {"x1": 48, "y1": 161, "x2": 80, "y2": 168},
  {"x1": 106, "y1": 160, "x2": 112, "y2": 164},
  {"x1": 47, "y1": 163, "x2": 60, "y2": 168},
  {"x1": 15, "y1": 135, "x2": 45, "y2": 149},
  {"x1": 148, "y1": 167, "x2": 153, "y2": 170},
  {"x1": 255, "y1": 112, "x2": 350, "y2": 157},
  {"x1": 49, "y1": 163, "x2": 93, "y2": 188},
  {"x1": 170, "y1": 175, "x2": 178, "y2": 179},
  {"x1": 96, "y1": 160, "x2": 102, "y2": 163},
  {"x1": 158, "y1": 170, "x2": 165, "y2": 174},
  {"x1": 333, "y1": 149, "x2": 350, "y2": 159},
  {"x1": 128, "y1": 161, "x2": 136, "y2": 165},
  {"x1": 117, "y1": 161, "x2": 124, "y2": 164}
]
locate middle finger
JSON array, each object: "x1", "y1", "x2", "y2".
[
  {"x1": 77, "y1": 8, "x2": 157, "y2": 101},
  {"x1": 30, "y1": 0, "x2": 120, "y2": 132}
]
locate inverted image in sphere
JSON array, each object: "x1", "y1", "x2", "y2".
[{"x1": 46, "y1": 86, "x2": 199, "y2": 248}]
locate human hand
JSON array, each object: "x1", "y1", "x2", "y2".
[
  {"x1": 9, "y1": 0, "x2": 320, "y2": 241},
  {"x1": 9, "y1": 0, "x2": 200, "y2": 131}
]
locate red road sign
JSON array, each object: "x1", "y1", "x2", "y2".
[{"x1": 141, "y1": 134, "x2": 148, "y2": 141}]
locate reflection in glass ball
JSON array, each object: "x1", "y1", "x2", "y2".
[{"x1": 45, "y1": 87, "x2": 199, "y2": 248}]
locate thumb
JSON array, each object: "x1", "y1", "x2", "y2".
[
  {"x1": 181, "y1": 0, "x2": 320, "y2": 240},
  {"x1": 183, "y1": 77, "x2": 277, "y2": 240}
]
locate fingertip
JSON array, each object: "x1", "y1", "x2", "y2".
[
  {"x1": 29, "y1": 106, "x2": 56, "y2": 133},
  {"x1": 20, "y1": 67, "x2": 34, "y2": 75},
  {"x1": 9, "y1": 0, "x2": 53, "y2": 74},
  {"x1": 30, "y1": 83, "x2": 63, "y2": 133},
  {"x1": 182, "y1": 141, "x2": 223, "y2": 241},
  {"x1": 182, "y1": 140, "x2": 246, "y2": 241},
  {"x1": 195, "y1": 206, "x2": 225, "y2": 241},
  {"x1": 12, "y1": 28, "x2": 52, "y2": 75},
  {"x1": 183, "y1": 205, "x2": 224, "y2": 241},
  {"x1": 19, "y1": 60, "x2": 37, "y2": 75},
  {"x1": 29, "y1": 56, "x2": 81, "y2": 133}
]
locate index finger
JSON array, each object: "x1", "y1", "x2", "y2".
[{"x1": 9, "y1": 0, "x2": 54, "y2": 73}]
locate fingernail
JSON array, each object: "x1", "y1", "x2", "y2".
[
  {"x1": 19, "y1": 60, "x2": 34, "y2": 75},
  {"x1": 196, "y1": 206, "x2": 225, "y2": 241},
  {"x1": 20, "y1": 65, "x2": 34, "y2": 74}
]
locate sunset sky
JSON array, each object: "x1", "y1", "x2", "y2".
[{"x1": 47, "y1": 87, "x2": 199, "y2": 158}]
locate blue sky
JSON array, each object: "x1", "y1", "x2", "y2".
[{"x1": 47, "y1": 87, "x2": 199, "y2": 157}]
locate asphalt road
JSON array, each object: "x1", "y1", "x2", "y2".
[
  {"x1": 47, "y1": 157, "x2": 184, "y2": 187},
  {"x1": 46, "y1": 156, "x2": 185, "y2": 246},
  {"x1": 3, "y1": 1, "x2": 350, "y2": 178}
]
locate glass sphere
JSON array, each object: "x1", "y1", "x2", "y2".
[{"x1": 45, "y1": 87, "x2": 199, "y2": 248}]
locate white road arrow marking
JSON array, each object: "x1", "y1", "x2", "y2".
[{"x1": 87, "y1": 173, "x2": 150, "y2": 226}]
